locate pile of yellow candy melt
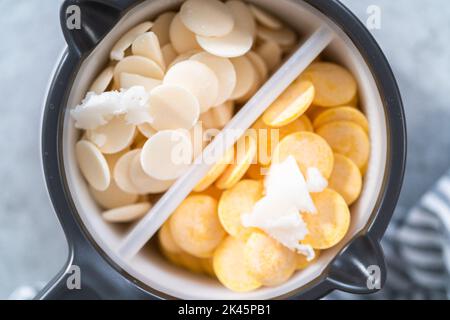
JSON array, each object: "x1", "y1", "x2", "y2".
[{"x1": 160, "y1": 61, "x2": 371, "y2": 292}]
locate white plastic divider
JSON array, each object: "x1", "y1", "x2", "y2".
[{"x1": 118, "y1": 26, "x2": 335, "y2": 259}]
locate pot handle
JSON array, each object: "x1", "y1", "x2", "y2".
[
  {"x1": 36, "y1": 256, "x2": 104, "y2": 300},
  {"x1": 326, "y1": 234, "x2": 386, "y2": 294},
  {"x1": 60, "y1": 0, "x2": 138, "y2": 57},
  {"x1": 36, "y1": 238, "x2": 154, "y2": 300}
]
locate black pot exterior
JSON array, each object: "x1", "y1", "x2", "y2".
[{"x1": 38, "y1": 0, "x2": 406, "y2": 300}]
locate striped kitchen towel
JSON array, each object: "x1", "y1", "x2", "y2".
[{"x1": 327, "y1": 169, "x2": 450, "y2": 300}]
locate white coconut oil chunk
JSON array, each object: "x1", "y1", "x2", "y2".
[
  {"x1": 131, "y1": 32, "x2": 165, "y2": 70},
  {"x1": 190, "y1": 52, "x2": 237, "y2": 106},
  {"x1": 306, "y1": 167, "x2": 328, "y2": 193},
  {"x1": 141, "y1": 130, "x2": 193, "y2": 181},
  {"x1": 265, "y1": 156, "x2": 316, "y2": 213},
  {"x1": 241, "y1": 156, "x2": 317, "y2": 260},
  {"x1": 110, "y1": 21, "x2": 153, "y2": 61},
  {"x1": 129, "y1": 151, "x2": 174, "y2": 194},
  {"x1": 180, "y1": 0, "x2": 234, "y2": 37},
  {"x1": 196, "y1": 0, "x2": 255, "y2": 58},
  {"x1": 103, "y1": 202, "x2": 152, "y2": 223},
  {"x1": 149, "y1": 84, "x2": 200, "y2": 131},
  {"x1": 87, "y1": 116, "x2": 136, "y2": 154},
  {"x1": 114, "y1": 149, "x2": 141, "y2": 194},
  {"x1": 75, "y1": 140, "x2": 110, "y2": 191},
  {"x1": 164, "y1": 60, "x2": 219, "y2": 113},
  {"x1": 71, "y1": 86, "x2": 151, "y2": 130},
  {"x1": 242, "y1": 196, "x2": 315, "y2": 260}
]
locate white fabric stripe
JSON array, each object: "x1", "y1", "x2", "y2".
[
  {"x1": 436, "y1": 177, "x2": 450, "y2": 201},
  {"x1": 396, "y1": 226, "x2": 443, "y2": 247},
  {"x1": 401, "y1": 239, "x2": 443, "y2": 253},
  {"x1": 422, "y1": 193, "x2": 450, "y2": 232},
  {"x1": 400, "y1": 246, "x2": 445, "y2": 269},
  {"x1": 382, "y1": 246, "x2": 416, "y2": 290},
  {"x1": 386, "y1": 269, "x2": 414, "y2": 291},
  {"x1": 443, "y1": 237, "x2": 450, "y2": 276},
  {"x1": 409, "y1": 268, "x2": 449, "y2": 289},
  {"x1": 407, "y1": 207, "x2": 441, "y2": 229}
]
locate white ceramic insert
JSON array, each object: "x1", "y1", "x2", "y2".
[{"x1": 63, "y1": 0, "x2": 387, "y2": 299}]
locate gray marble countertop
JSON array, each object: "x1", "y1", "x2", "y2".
[{"x1": 0, "y1": 0, "x2": 449, "y2": 298}]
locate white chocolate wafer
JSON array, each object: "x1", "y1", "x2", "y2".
[
  {"x1": 119, "y1": 73, "x2": 161, "y2": 92},
  {"x1": 229, "y1": 56, "x2": 257, "y2": 100},
  {"x1": 249, "y1": 4, "x2": 282, "y2": 30},
  {"x1": 163, "y1": 60, "x2": 219, "y2": 113},
  {"x1": 196, "y1": 1, "x2": 255, "y2": 58},
  {"x1": 89, "y1": 66, "x2": 114, "y2": 94},
  {"x1": 137, "y1": 122, "x2": 157, "y2": 139},
  {"x1": 256, "y1": 40, "x2": 282, "y2": 72},
  {"x1": 180, "y1": 0, "x2": 234, "y2": 37},
  {"x1": 168, "y1": 50, "x2": 202, "y2": 69},
  {"x1": 148, "y1": 84, "x2": 200, "y2": 130},
  {"x1": 161, "y1": 43, "x2": 177, "y2": 67},
  {"x1": 199, "y1": 101, "x2": 234, "y2": 129},
  {"x1": 190, "y1": 52, "x2": 236, "y2": 106},
  {"x1": 129, "y1": 150, "x2": 175, "y2": 194},
  {"x1": 114, "y1": 56, "x2": 164, "y2": 84},
  {"x1": 131, "y1": 32, "x2": 165, "y2": 70},
  {"x1": 90, "y1": 180, "x2": 138, "y2": 210},
  {"x1": 152, "y1": 12, "x2": 176, "y2": 47},
  {"x1": 76, "y1": 140, "x2": 110, "y2": 191},
  {"x1": 246, "y1": 51, "x2": 268, "y2": 82},
  {"x1": 86, "y1": 116, "x2": 136, "y2": 154},
  {"x1": 169, "y1": 14, "x2": 201, "y2": 54},
  {"x1": 110, "y1": 21, "x2": 153, "y2": 61},
  {"x1": 257, "y1": 25, "x2": 297, "y2": 48},
  {"x1": 141, "y1": 131, "x2": 193, "y2": 181},
  {"x1": 103, "y1": 202, "x2": 152, "y2": 223},
  {"x1": 114, "y1": 149, "x2": 141, "y2": 194}
]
